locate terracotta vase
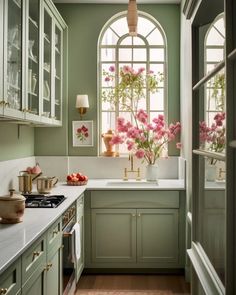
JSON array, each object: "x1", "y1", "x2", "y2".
[{"x1": 102, "y1": 129, "x2": 117, "y2": 157}]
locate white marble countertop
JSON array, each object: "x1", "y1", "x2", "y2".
[{"x1": 0, "y1": 178, "x2": 185, "y2": 275}]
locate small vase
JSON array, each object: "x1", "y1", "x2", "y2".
[
  {"x1": 206, "y1": 164, "x2": 216, "y2": 182},
  {"x1": 146, "y1": 164, "x2": 158, "y2": 182},
  {"x1": 31, "y1": 74, "x2": 37, "y2": 94},
  {"x1": 101, "y1": 129, "x2": 117, "y2": 157}
]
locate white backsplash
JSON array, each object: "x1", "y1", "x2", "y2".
[
  {"x1": 0, "y1": 156, "x2": 185, "y2": 195},
  {"x1": 0, "y1": 157, "x2": 35, "y2": 195},
  {"x1": 37, "y1": 156, "x2": 185, "y2": 181}
]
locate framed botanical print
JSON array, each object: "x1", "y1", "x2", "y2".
[{"x1": 72, "y1": 121, "x2": 93, "y2": 147}]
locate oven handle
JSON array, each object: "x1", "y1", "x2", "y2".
[{"x1": 63, "y1": 221, "x2": 76, "y2": 237}]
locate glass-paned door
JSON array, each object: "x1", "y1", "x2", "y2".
[
  {"x1": 53, "y1": 24, "x2": 62, "y2": 122},
  {"x1": 5, "y1": 0, "x2": 23, "y2": 118},
  {"x1": 26, "y1": 0, "x2": 40, "y2": 120},
  {"x1": 42, "y1": 6, "x2": 52, "y2": 121}
]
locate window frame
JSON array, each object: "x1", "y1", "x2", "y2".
[{"x1": 97, "y1": 11, "x2": 168, "y2": 156}]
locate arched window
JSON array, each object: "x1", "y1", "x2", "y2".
[
  {"x1": 204, "y1": 14, "x2": 225, "y2": 126},
  {"x1": 98, "y1": 11, "x2": 167, "y2": 155}
]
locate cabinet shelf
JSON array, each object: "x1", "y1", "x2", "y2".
[
  {"x1": 55, "y1": 47, "x2": 61, "y2": 54},
  {"x1": 13, "y1": 0, "x2": 21, "y2": 9},
  {"x1": 55, "y1": 75, "x2": 61, "y2": 80},
  {"x1": 8, "y1": 41, "x2": 20, "y2": 51},
  {"x1": 44, "y1": 35, "x2": 50, "y2": 44},
  {"x1": 44, "y1": 67, "x2": 50, "y2": 73},
  {"x1": 29, "y1": 17, "x2": 38, "y2": 29},
  {"x1": 29, "y1": 55, "x2": 38, "y2": 63},
  {"x1": 8, "y1": 83, "x2": 20, "y2": 91},
  {"x1": 28, "y1": 91, "x2": 37, "y2": 97}
]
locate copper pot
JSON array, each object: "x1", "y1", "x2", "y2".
[
  {"x1": 37, "y1": 176, "x2": 58, "y2": 194},
  {"x1": 0, "y1": 189, "x2": 25, "y2": 223}
]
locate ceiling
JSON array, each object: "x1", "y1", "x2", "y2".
[{"x1": 53, "y1": 0, "x2": 181, "y2": 4}]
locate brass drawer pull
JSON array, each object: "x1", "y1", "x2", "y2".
[
  {"x1": 0, "y1": 288, "x2": 8, "y2": 295},
  {"x1": 45, "y1": 263, "x2": 53, "y2": 271},
  {"x1": 53, "y1": 230, "x2": 59, "y2": 236},
  {"x1": 33, "y1": 251, "x2": 41, "y2": 259}
]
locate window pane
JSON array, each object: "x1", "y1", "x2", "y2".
[
  {"x1": 133, "y1": 48, "x2": 146, "y2": 61},
  {"x1": 101, "y1": 48, "x2": 115, "y2": 61},
  {"x1": 149, "y1": 63, "x2": 164, "y2": 74},
  {"x1": 150, "y1": 48, "x2": 165, "y2": 62},
  {"x1": 150, "y1": 89, "x2": 164, "y2": 110},
  {"x1": 138, "y1": 17, "x2": 155, "y2": 37},
  {"x1": 101, "y1": 63, "x2": 116, "y2": 87},
  {"x1": 214, "y1": 18, "x2": 225, "y2": 38},
  {"x1": 102, "y1": 27, "x2": 119, "y2": 45},
  {"x1": 102, "y1": 111, "x2": 116, "y2": 133},
  {"x1": 206, "y1": 48, "x2": 224, "y2": 62},
  {"x1": 110, "y1": 17, "x2": 128, "y2": 37},
  {"x1": 147, "y1": 28, "x2": 164, "y2": 45},
  {"x1": 101, "y1": 88, "x2": 115, "y2": 110},
  {"x1": 206, "y1": 27, "x2": 225, "y2": 46},
  {"x1": 133, "y1": 36, "x2": 145, "y2": 45},
  {"x1": 119, "y1": 48, "x2": 132, "y2": 61},
  {"x1": 120, "y1": 36, "x2": 132, "y2": 45},
  {"x1": 137, "y1": 97, "x2": 147, "y2": 110}
]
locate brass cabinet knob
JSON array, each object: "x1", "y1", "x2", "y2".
[
  {"x1": 138, "y1": 213, "x2": 141, "y2": 217},
  {"x1": 0, "y1": 288, "x2": 8, "y2": 294},
  {"x1": 132, "y1": 214, "x2": 136, "y2": 217},
  {"x1": 53, "y1": 230, "x2": 58, "y2": 235},
  {"x1": 33, "y1": 251, "x2": 40, "y2": 259}
]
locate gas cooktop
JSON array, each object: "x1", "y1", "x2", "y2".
[{"x1": 24, "y1": 194, "x2": 66, "y2": 208}]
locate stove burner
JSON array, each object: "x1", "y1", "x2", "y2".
[{"x1": 24, "y1": 195, "x2": 66, "y2": 208}]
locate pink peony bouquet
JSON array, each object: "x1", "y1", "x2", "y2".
[
  {"x1": 199, "y1": 112, "x2": 226, "y2": 157},
  {"x1": 110, "y1": 109, "x2": 181, "y2": 165}
]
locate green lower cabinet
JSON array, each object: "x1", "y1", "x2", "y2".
[
  {"x1": 0, "y1": 258, "x2": 21, "y2": 295},
  {"x1": 22, "y1": 263, "x2": 46, "y2": 295},
  {"x1": 46, "y1": 247, "x2": 62, "y2": 295},
  {"x1": 91, "y1": 209, "x2": 136, "y2": 263},
  {"x1": 137, "y1": 209, "x2": 179, "y2": 263}
]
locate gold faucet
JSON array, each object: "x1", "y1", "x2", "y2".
[{"x1": 123, "y1": 154, "x2": 141, "y2": 181}]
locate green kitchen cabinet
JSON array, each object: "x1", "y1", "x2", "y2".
[
  {"x1": 0, "y1": 258, "x2": 21, "y2": 295},
  {"x1": 91, "y1": 208, "x2": 137, "y2": 263},
  {"x1": 86, "y1": 190, "x2": 185, "y2": 269},
  {"x1": 137, "y1": 209, "x2": 179, "y2": 264},
  {"x1": 0, "y1": 0, "x2": 66, "y2": 125},
  {"x1": 22, "y1": 263, "x2": 46, "y2": 295}
]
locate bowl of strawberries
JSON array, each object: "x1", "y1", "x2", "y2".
[{"x1": 66, "y1": 172, "x2": 88, "y2": 186}]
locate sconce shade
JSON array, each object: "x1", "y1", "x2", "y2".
[
  {"x1": 127, "y1": 0, "x2": 138, "y2": 36},
  {"x1": 76, "y1": 94, "x2": 89, "y2": 108}
]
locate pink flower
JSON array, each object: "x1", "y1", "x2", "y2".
[
  {"x1": 127, "y1": 140, "x2": 134, "y2": 151},
  {"x1": 136, "y1": 109, "x2": 148, "y2": 124},
  {"x1": 109, "y1": 65, "x2": 115, "y2": 72},
  {"x1": 138, "y1": 67, "x2": 145, "y2": 74},
  {"x1": 148, "y1": 70, "x2": 154, "y2": 74},
  {"x1": 135, "y1": 149, "x2": 145, "y2": 159},
  {"x1": 176, "y1": 142, "x2": 182, "y2": 149},
  {"x1": 105, "y1": 76, "x2": 110, "y2": 82},
  {"x1": 110, "y1": 135, "x2": 124, "y2": 145}
]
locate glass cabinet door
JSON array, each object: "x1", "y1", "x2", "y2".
[
  {"x1": 53, "y1": 24, "x2": 62, "y2": 122},
  {"x1": 42, "y1": 6, "x2": 52, "y2": 122},
  {"x1": 4, "y1": 0, "x2": 24, "y2": 119},
  {"x1": 25, "y1": 0, "x2": 40, "y2": 120}
]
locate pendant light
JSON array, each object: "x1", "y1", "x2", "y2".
[{"x1": 127, "y1": 0, "x2": 138, "y2": 36}]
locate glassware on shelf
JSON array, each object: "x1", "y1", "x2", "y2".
[
  {"x1": 28, "y1": 40, "x2": 37, "y2": 61},
  {"x1": 8, "y1": 26, "x2": 19, "y2": 45},
  {"x1": 43, "y1": 80, "x2": 50, "y2": 99},
  {"x1": 32, "y1": 74, "x2": 37, "y2": 93}
]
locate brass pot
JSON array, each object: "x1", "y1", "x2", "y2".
[
  {"x1": 18, "y1": 171, "x2": 42, "y2": 194},
  {"x1": 37, "y1": 176, "x2": 58, "y2": 194},
  {"x1": 0, "y1": 189, "x2": 25, "y2": 223}
]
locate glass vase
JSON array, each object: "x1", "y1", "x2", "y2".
[{"x1": 145, "y1": 164, "x2": 158, "y2": 182}]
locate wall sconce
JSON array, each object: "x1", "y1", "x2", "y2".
[
  {"x1": 76, "y1": 94, "x2": 89, "y2": 119},
  {"x1": 127, "y1": 0, "x2": 138, "y2": 36}
]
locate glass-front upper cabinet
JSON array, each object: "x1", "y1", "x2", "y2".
[
  {"x1": 25, "y1": 0, "x2": 40, "y2": 121},
  {"x1": 4, "y1": 0, "x2": 24, "y2": 119},
  {"x1": 54, "y1": 24, "x2": 62, "y2": 122},
  {"x1": 42, "y1": 4, "x2": 62, "y2": 125}
]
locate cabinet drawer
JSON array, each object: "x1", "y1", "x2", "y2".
[
  {"x1": 22, "y1": 235, "x2": 46, "y2": 284},
  {"x1": 91, "y1": 190, "x2": 179, "y2": 208},
  {"x1": 0, "y1": 258, "x2": 21, "y2": 295},
  {"x1": 47, "y1": 218, "x2": 62, "y2": 250}
]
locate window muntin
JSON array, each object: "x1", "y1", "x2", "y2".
[{"x1": 99, "y1": 12, "x2": 167, "y2": 155}]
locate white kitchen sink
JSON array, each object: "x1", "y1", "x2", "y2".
[{"x1": 106, "y1": 179, "x2": 159, "y2": 186}]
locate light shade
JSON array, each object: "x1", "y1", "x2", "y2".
[
  {"x1": 76, "y1": 94, "x2": 89, "y2": 108},
  {"x1": 127, "y1": 0, "x2": 138, "y2": 36}
]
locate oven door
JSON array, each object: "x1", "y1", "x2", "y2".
[{"x1": 63, "y1": 217, "x2": 76, "y2": 295}]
